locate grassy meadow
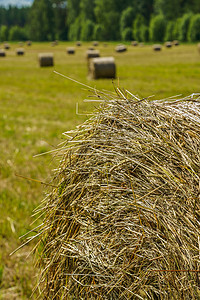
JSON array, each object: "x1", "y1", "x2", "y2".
[{"x1": 0, "y1": 41, "x2": 200, "y2": 299}]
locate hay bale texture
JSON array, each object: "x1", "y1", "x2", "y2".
[
  {"x1": 165, "y1": 41, "x2": 172, "y2": 48},
  {"x1": 16, "y1": 48, "x2": 25, "y2": 55},
  {"x1": 88, "y1": 57, "x2": 116, "y2": 79},
  {"x1": 86, "y1": 49, "x2": 100, "y2": 60},
  {"x1": 33, "y1": 88, "x2": 200, "y2": 299},
  {"x1": 4, "y1": 43, "x2": 10, "y2": 50},
  {"x1": 153, "y1": 44, "x2": 162, "y2": 51},
  {"x1": 38, "y1": 53, "x2": 54, "y2": 67},
  {"x1": 67, "y1": 47, "x2": 75, "y2": 54},
  {"x1": 0, "y1": 49, "x2": 6, "y2": 57},
  {"x1": 115, "y1": 44, "x2": 127, "y2": 52}
]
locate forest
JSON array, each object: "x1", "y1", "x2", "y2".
[{"x1": 0, "y1": 0, "x2": 200, "y2": 42}]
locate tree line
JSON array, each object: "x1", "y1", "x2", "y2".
[{"x1": 1, "y1": 0, "x2": 200, "y2": 42}]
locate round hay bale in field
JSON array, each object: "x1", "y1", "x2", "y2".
[
  {"x1": 153, "y1": 44, "x2": 162, "y2": 51},
  {"x1": 165, "y1": 41, "x2": 172, "y2": 48},
  {"x1": 88, "y1": 46, "x2": 95, "y2": 50},
  {"x1": 0, "y1": 49, "x2": 6, "y2": 57},
  {"x1": 115, "y1": 44, "x2": 127, "y2": 52},
  {"x1": 86, "y1": 49, "x2": 100, "y2": 61},
  {"x1": 34, "y1": 88, "x2": 200, "y2": 299},
  {"x1": 4, "y1": 43, "x2": 10, "y2": 50},
  {"x1": 38, "y1": 53, "x2": 54, "y2": 67},
  {"x1": 26, "y1": 40, "x2": 32, "y2": 46},
  {"x1": 76, "y1": 41, "x2": 82, "y2": 46},
  {"x1": 67, "y1": 47, "x2": 75, "y2": 54},
  {"x1": 131, "y1": 40, "x2": 138, "y2": 46},
  {"x1": 173, "y1": 40, "x2": 179, "y2": 46},
  {"x1": 88, "y1": 56, "x2": 116, "y2": 79},
  {"x1": 16, "y1": 48, "x2": 25, "y2": 55},
  {"x1": 93, "y1": 41, "x2": 99, "y2": 46}
]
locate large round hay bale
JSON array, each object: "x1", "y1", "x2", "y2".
[
  {"x1": 67, "y1": 47, "x2": 75, "y2": 54},
  {"x1": 76, "y1": 41, "x2": 82, "y2": 46},
  {"x1": 165, "y1": 41, "x2": 172, "y2": 48},
  {"x1": 0, "y1": 49, "x2": 6, "y2": 57},
  {"x1": 4, "y1": 43, "x2": 10, "y2": 50},
  {"x1": 38, "y1": 53, "x2": 54, "y2": 67},
  {"x1": 34, "y1": 89, "x2": 200, "y2": 299},
  {"x1": 93, "y1": 41, "x2": 99, "y2": 46},
  {"x1": 26, "y1": 40, "x2": 32, "y2": 46},
  {"x1": 115, "y1": 44, "x2": 127, "y2": 52},
  {"x1": 173, "y1": 40, "x2": 179, "y2": 46},
  {"x1": 88, "y1": 56, "x2": 116, "y2": 79},
  {"x1": 153, "y1": 44, "x2": 162, "y2": 51},
  {"x1": 86, "y1": 49, "x2": 100, "y2": 60},
  {"x1": 16, "y1": 48, "x2": 25, "y2": 55},
  {"x1": 131, "y1": 40, "x2": 138, "y2": 46}
]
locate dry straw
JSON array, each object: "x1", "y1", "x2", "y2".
[
  {"x1": 38, "y1": 53, "x2": 54, "y2": 67},
  {"x1": 31, "y1": 83, "x2": 200, "y2": 299}
]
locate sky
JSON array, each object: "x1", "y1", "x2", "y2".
[{"x1": 0, "y1": 0, "x2": 33, "y2": 7}]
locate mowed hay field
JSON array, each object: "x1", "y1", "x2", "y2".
[{"x1": 1, "y1": 41, "x2": 200, "y2": 299}]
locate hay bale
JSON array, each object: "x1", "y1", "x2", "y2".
[
  {"x1": 76, "y1": 41, "x2": 82, "y2": 46},
  {"x1": 165, "y1": 41, "x2": 172, "y2": 48},
  {"x1": 93, "y1": 41, "x2": 99, "y2": 46},
  {"x1": 88, "y1": 46, "x2": 95, "y2": 50},
  {"x1": 67, "y1": 47, "x2": 75, "y2": 54},
  {"x1": 34, "y1": 90, "x2": 200, "y2": 299},
  {"x1": 153, "y1": 44, "x2": 162, "y2": 51},
  {"x1": 16, "y1": 48, "x2": 25, "y2": 55},
  {"x1": 115, "y1": 44, "x2": 127, "y2": 52},
  {"x1": 4, "y1": 43, "x2": 10, "y2": 50},
  {"x1": 88, "y1": 56, "x2": 116, "y2": 79},
  {"x1": 0, "y1": 49, "x2": 6, "y2": 57},
  {"x1": 173, "y1": 40, "x2": 179, "y2": 46},
  {"x1": 26, "y1": 40, "x2": 32, "y2": 46},
  {"x1": 38, "y1": 53, "x2": 54, "y2": 67},
  {"x1": 131, "y1": 40, "x2": 138, "y2": 46},
  {"x1": 86, "y1": 49, "x2": 100, "y2": 60}
]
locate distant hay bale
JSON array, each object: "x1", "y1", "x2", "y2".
[
  {"x1": 34, "y1": 89, "x2": 200, "y2": 299},
  {"x1": 115, "y1": 44, "x2": 127, "y2": 52},
  {"x1": 0, "y1": 49, "x2": 6, "y2": 57},
  {"x1": 26, "y1": 40, "x2": 32, "y2": 46},
  {"x1": 93, "y1": 41, "x2": 99, "y2": 46},
  {"x1": 165, "y1": 41, "x2": 172, "y2": 48},
  {"x1": 16, "y1": 48, "x2": 25, "y2": 55},
  {"x1": 67, "y1": 47, "x2": 75, "y2": 54},
  {"x1": 76, "y1": 41, "x2": 82, "y2": 46},
  {"x1": 153, "y1": 44, "x2": 162, "y2": 51},
  {"x1": 38, "y1": 53, "x2": 54, "y2": 67},
  {"x1": 173, "y1": 40, "x2": 179, "y2": 46},
  {"x1": 88, "y1": 46, "x2": 95, "y2": 50},
  {"x1": 88, "y1": 56, "x2": 116, "y2": 79},
  {"x1": 86, "y1": 49, "x2": 100, "y2": 61},
  {"x1": 4, "y1": 43, "x2": 10, "y2": 50},
  {"x1": 51, "y1": 40, "x2": 58, "y2": 47},
  {"x1": 131, "y1": 40, "x2": 138, "y2": 46}
]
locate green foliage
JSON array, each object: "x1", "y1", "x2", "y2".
[
  {"x1": 172, "y1": 18, "x2": 181, "y2": 40},
  {"x1": 141, "y1": 25, "x2": 149, "y2": 42},
  {"x1": 188, "y1": 14, "x2": 200, "y2": 42},
  {"x1": 68, "y1": 17, "x2": 81, "y2": 41},
  {"x1": 52, "y1": 0, "x2": 68, "y2": 40},
  {"x1": 150, "y1": 15, "x2": 166, "y2": 42},
  {"x1": 122, "y1": 27, "x2": 132, "y2": 41},
  {"x1": 165, "y1": 21, "x2": 175, "y2": 41},
  {"x1": 179, "y1": 13, "x2": 193, "y2": 42},
  {"x1": 29, "y1": 0, "x2": 54, "y2": 41},
  {"x1": 80, "y1": 19, "x2": 94, "y2": 41},
  {"x1": 93, "y1": 24, "x2": 103, "y2": 41},
  {"x1": 120, "y1": 7, "x2": 135, "y2": 36},
  {"x1": 9, "y1": 26, "x2": 27, "y2": 41},
  {"x1": 133, "y1": 14, "x2": 145, "y2": 42},
  {"x1": 0, "y1": 25, "x2": 9, "y2": 42}
]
